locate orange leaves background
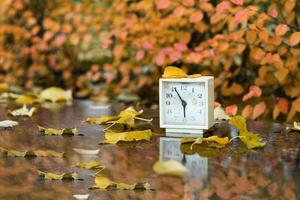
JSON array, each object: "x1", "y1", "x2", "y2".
[{"x1": 0, "y1": 0, "x2": 299, "y2": 121}]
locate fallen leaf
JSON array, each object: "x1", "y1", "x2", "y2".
[
  {"x1": 90, "y1": 176, "x2": 112, "y2": 189},
  {"x1": 73, "y1": 194, "x2": 89, "y2": 200},
  {"x1": 73, "y1": 148, "x2": 100, "y2": 155},
  {"x1": 75, "y1": 160, "x2": 105, "y2": 169},
  {"x1": 0, "y1": 83, "x2": 9, "y2": 93},
  {"x1": 162, "y1": 66, "x2": 201, "y2": 78},
  {"x1": 39, "y1": 87, "x2": 72, "y2": 102},
  {"x1": 292, "y1": 122, "x2": 300, "y2": 131},
  {"x1": 85, "y1": 115, "x2": 120, "y2": 125},
  {"x1": 38, "y1": 170, "x2": 78, "y2": 180},
  {"x1": 15, "y1": 95, "x2": 42, "y2": 104},
  {"x1": 10, "y1": 105, "x2": 36, "y2": 117},
  {"x1": 181, "y1": 136, "x2": 229, "y2": 149},
  {"x1": 0, "y1": 92, "x2": 21, "y2": 99},
  {"x1": 229, "y1": 116, "x2": 266, "y2": 149},
  {"x1": 38, "y1": 126, "x2": 78, "y2": 136},
  {"x1": 214, "y1": 106, "x2": 231, "y2": 120},
  {"x1": 0, "y1": 120, "x2": 18, "y2": 128},
  {"x1": 252, "y1": 101, "x2": 266, "y2": 119},
  {"x1": 0, "y1": 148, "x2": 64, "y2": 157},
  {"x1": 101, "y1": 129, "x2": 152, "y2": 144},
  {"x1": 153, "y1": 160, "x2": 187, "y2": 177},
  {"x1": 117, "y1": 182, "x2": 151, "y2": 190}
]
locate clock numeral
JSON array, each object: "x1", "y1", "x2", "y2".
[
  {"x1": 166, "y1": 93, "x2": 172, "y2": 98},
  {"x1": 167, "y1": 109, "x2": 172, "y2": 114},
  {"x1": 197, "y1": 93, "x2": 203, "y2": 98},
  {"x1": 192, "y1": 88, "x2": 195, "y2": 93},
  {"x1": 181, "y1": 85, "x2": 187, "y2": 90},
  {"x1": 199, "y1": 101, "x2": 204, "y2": 106},
  {"x1": 166, "y1": 100, "x2": 171, "y2": 105},
  {"x1": 171, "y1": 87, "x2": 176, "y2": 92},
  {"x1": 199, "y1": 109, "x2": 202, "y2": 114}
]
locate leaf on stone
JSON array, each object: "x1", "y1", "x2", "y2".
[
  {"x1": 85, "y1": 115, "x2": 120, "y2": 125},
  {"x1": 75, "y1": 160, "x2": 105, "y2": 169},
  {"x1": 101, "y1": 129, "x2": 152, "y2": 144},
  {"x1": 10, "y1": 105, "x2": 36, "y2": 117},
  {"x1": 214, "y1": 106, "x2": 231, "y2": 120},
  {"x1": 15, "y1": 95, "x2": 42, "y2": 104},
  {"x1": 117, "y1": 182, "x2": 151, "y2": 190},
  {"x1": 181, "y1": 136, "x2": 229, "y2": 149},
  {"x1": 38, "y1": 170, "x2": 78, "y2": 180},
  {"x1": 73, "y1": 194, "x2": 89, "y2": 200},
  {"x1": 38, "y1": 126, "x2": 78, "y2": 136},
  {"x1": 162, "y1": 66, "x2": 201, "y2": 78},
  {"x1": 0, "y1": 120, "x2": 18, "y2": 128},
  {"x1": 39, "y1": 87, "x2": 72, "y2": 102},
  {"x1": 229, "y1": 115, "x2": 266, "y2": 149},
  {"x1": 0, "y1": 148, "x2": 64, "y2": 157},
  {"x1": 153, "y1": 160, "x2": 187, "y2": 177},
  {"x1": 90, "y1": 176, "x2": 112, "y2": 189},
  {"x1": 73, "y1": 148, "x2": 100, "y2": 155}
]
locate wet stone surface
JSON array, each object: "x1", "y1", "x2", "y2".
[{"x1": 0, "y1": 100, "x2": 299, "y2": 200}]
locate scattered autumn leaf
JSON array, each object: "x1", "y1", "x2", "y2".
[
  {"x1": 181, "y1": 136, "x2": 229, "y2": 149},
  {"x1": 75, "y1": 160, "x2": 104, "y2": 169},
  {"x1": 162, "y1": 66, "x2": 201, "y2": 78},
  {"x1": 85, "y1": 115, "x2": 119, "y2": 125},
  {"x1": 38, "y1": 170, "x2": 78, "y2": 180},
  {"x1": 153, "y1": 160, "x2": 187, "y2": 177},
  {"x1": 15, "y1": 95, "x2": 42, "y2": 104},
  {"x1": 39, "y1": 87, "x2": 72, "y2": 102},
  {"x1": 292, "y1": 122, "x2": 300, "y2": 131},
  {"x1": 101, "y1": 129, "x2": 152, "y2": 144},
  {"x1": 10, "y1": 105, "x2": 37, "y2": 117},
  {"x1": 0, "y1": 83, "x2": 9, "y2": 93},
  {"x1": 38, "y1": 126, "x2": 78, "y2": 136},
  {"x1": 0, "y1": 120, "x2": 18, "y2": 128},
  {"x1": 229, "y1": 116, "x2": 266, "y2": 149}
]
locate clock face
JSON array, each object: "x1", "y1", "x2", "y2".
[{"x1": 162, "y1": 81, "x2": 206, "y2": 126}]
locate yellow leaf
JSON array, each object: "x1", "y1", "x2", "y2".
[
  {"x1": 181, "y1": 136, "x2": 229, "y2": 146},
  {"x1": 0, "y1": 120, "x2": 18, "y2": 128},
  {"x1": 15, "y1": 95, "x2": 42, "y2": 104},
  {"x1": 187, "y1": 74, "x2": 202, "y2": 78},
  {"x1": 38, "y1": 170, "x2": 78, "y2": 180},
  {"x1": 91, "y1": 176, "x2": 112, "y2": 189},
  {"x1": 162, "y1": 66, "x2": 201, "y2": 78},
  {"x1": 153, "y1": 160, "x2": 187, "y2": 177},
  {"x1": 39, "y1": 87, "x2": 72, "y2": 102},
  {"x1": 75, "y1": 160, "x2": 105, "y2": 169},
  {"x1": 85, "y1": 115, "x2": 120, "y2": 125},
  {"x1": 101, "y1": 129, "x2": 152, "y2": 144},
  {"x1": 229, "y1": 116, "x2": 266, "y2": 149},
  {"x1": 38, "y1": 126, "x2": 78, "y2": 136},
  {"x1": 0, "y1": 148, "x2": 64, "y2": 157},
  {"x1": 0, "y1": 83, "x2": 9, "y2": 93},
  {"x1": 10, "y1": 105, "x2": 36, "y2": 117},
  {"x1": 292, "y1": 122, "x2": 300, "y2": 131},
  {"x1": 117, "y1": 182, "x2": 151, "y2": 190}
]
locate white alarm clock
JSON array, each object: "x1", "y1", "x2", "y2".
[{"x1": 159, "y1": 76, "x2": 214, "y2": 137}]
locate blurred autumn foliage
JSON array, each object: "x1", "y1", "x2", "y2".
[{"x1": 0, "y1": 0, "x2": 300, "y2": 120}]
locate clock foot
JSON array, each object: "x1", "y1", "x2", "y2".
[{"x1": 165, "y1": 128, "x2": 203, "y2": 138}]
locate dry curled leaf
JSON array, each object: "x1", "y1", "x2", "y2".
[
  {"x1": 75, "y1": 160, "x2": 104, "y2": 169},
  {"x1": 153, "y1": 160, "x2": 187, "y2": 177},
  {"x1": 101, "y1": 129, "x2": 152, "y2": 144},
  {"x1": 162, "y1": 66, "x2": 201, "y2": 78},
  {"x1": 38, "y1": 170, "x2": 78, "y2": 180},
  {"x1": 38, "y1": 126, "x2": 78, "y2": 136},
  {"x1": 292, "y1": 122, "x2": 300, "y2": 131},
  {"x1": 0, "y1": 120, "x2": 18, "y2": 128},
  {"x1": 10, "y1": 105, "x2": 36, "y2": 117},
  {"x1": 39, "y1": 87, "x2": 72, "y2": 102},
  {"x1": 73, "y1": 148, "x2": 100, "y2": 155},
  {"x1": 85, "y1": 115, "x2": 119, "y2": 125},
  {"x1": 229, "y1": 115, "x2": 266, "y2": 149},
  {"x1": 181, "y1": 136, "x2": 229, "y2": 149},
  {"x1": 214, "y1": 106, "x2": 231, "y2": 120},
  {"x1": 0, "y1": 147, "x2": 64, "y2": 157}
]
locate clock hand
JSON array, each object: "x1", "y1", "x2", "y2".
[{"x1": 174, "y1": 88, "x2": 187, "y2": 118}]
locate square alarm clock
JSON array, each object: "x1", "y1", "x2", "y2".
[{"x1": 159, "y1": 76, "x2": 214, "y2": 137}]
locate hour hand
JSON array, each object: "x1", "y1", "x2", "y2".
[{"x1": 174, "y1": 88, "x2": 187, "y2": 118}]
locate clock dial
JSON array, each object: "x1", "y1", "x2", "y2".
[{"x1": 162, "y1": 81, "x2": 206, "y2": 125}]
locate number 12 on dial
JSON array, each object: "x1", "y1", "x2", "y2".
[{"x1": 159, "y1": 76, "x2": 214, "y2": 138}]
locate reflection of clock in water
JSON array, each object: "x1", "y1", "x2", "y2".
[{"x1": 159, "y1": 137, "x2": 208, "y2": 179}]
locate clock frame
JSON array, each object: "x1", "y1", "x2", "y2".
[{"x1": 159, "y1": 76, "x2": 214, "y2": 137}]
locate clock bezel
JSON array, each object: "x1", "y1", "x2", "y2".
[{"x1": 159, "y1": 76, "x2": 214, "y2": 130}]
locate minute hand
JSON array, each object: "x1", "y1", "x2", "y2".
[{"x1": 174, "y1": 88, "x2": 187, "y2": 118}]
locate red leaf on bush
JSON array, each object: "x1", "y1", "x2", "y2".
[
  {"x1": 277, "y1": 98, "x2": 288, "y2": 114},
  {"x1": 169, "y1": 51, "x2": 181, "y2": 62},
  {"x1": 53, "y1": 34, "x2": 66, "y2": 47},
  {"x1": 135, "y1": 50, "x2": 145, "y2": 61},
  {"x1": 289, "y1": 32, "x2": 300, "y2": 47},
  {"x1": 231, "y1": 0, "x2": 243, "y2": 5},
  {"x1": 174, "y1": 43, "x2": 187, "y2": 52},
  {"x1": 225, "y1": 105, "x2": 238, "y2": 116},
  {"x1": 155, "y1": 52, "x2": 165, "y2": 66},
  {"x1": 216, "y1": 1, "x2": 231, "y2": 13},
  {"x1": 156, "y1": 0, "x2": 170, "y2": 10},
  {"x1": 268, "y1": 8, "x2": 278, "y2": 18},
  {"x1": 252, "y1": 101, "x2": 266, "y2": 119},
  {"x1": 275, "y1": 24, "x2": 288, "y2": 36},
  {"x1": 182, "y1": 0, "x2": 194, "y2": 7},
  {"x1": 234, "y1": 10, "x2": 247, "y2": 24},
  {"x1": 142, "y1": 40, "x2": 153, "y2": 50},
  {"x1": 242, "y1": 85, "x2": 262, "y2": 101},
  {"x1": 242, "y1": 105, "x2": 253, "y2": 118},
  {"x1": 189, "y1": 11, "x2": 203, "y2": 23}
]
